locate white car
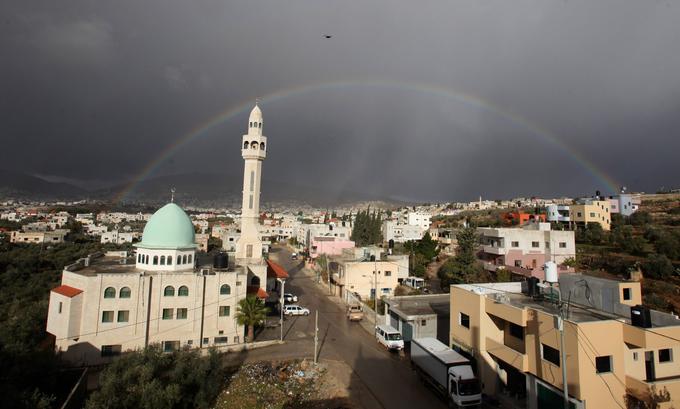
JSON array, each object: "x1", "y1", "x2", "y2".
[
  {"x1": 283, "y1": 305, "x2": 310, "y2": 316},
  {"x1": 283, "y1": 293, "x2": 298, "y2": 303}
]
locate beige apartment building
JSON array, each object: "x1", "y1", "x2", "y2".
[
  {"x1": 10, "y1": 230, "x2": 67, "y2": 244},
  {"x1": 449, "y1": 275, "x2": 680, "y2": 409},
  {"x1": 332, "y1": 249, "x2": 409, "y2": 300},
  {"x1": 569, "y1": 200, "x2": 611, "y2": 231}
]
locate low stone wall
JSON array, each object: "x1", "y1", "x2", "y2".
[{"x1": 201, "y1": 339, "x2": 284, "y2": 355}]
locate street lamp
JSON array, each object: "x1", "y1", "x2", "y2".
[
  {"x1": 279, "y1": 278, "x2": 286, "y2": 341},
  {"x1": 538, "y1": 282, "x2": 569, "y2": 409}
]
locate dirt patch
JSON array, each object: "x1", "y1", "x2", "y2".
[{"x1": 213, "y1": 359, "x2": 362, "y2": 409}]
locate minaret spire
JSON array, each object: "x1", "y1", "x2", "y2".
[{"x1": 235, "y1": 104, "x2": 267, "y2": 260}]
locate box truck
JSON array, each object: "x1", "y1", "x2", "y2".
[{"x1": 411, "y1": 337, "x2": 481, "y2": 407}]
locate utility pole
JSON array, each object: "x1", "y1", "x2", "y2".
[
  {"x1": 280, "y1": 278, "x2": 286, "y2": 342},
  {"x1": 314, "y1": 310, "x2": 319, "y2": 364}
]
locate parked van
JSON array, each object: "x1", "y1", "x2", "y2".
[
  {"x1": 404, "y1": 276, "x2": 425, "y2": 290},
  {"x1": 375, "y1": 325, "x2": 404, "y2": 351}
]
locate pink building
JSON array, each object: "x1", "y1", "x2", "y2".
[{"x1": 310, "y1": 236, "x2": 355, "y2": 258}]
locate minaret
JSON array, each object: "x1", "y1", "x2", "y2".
[{"x1": 235, "y1": 103, "x2": 267, "y2": 260}]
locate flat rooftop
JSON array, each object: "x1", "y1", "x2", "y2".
[
  {"x1": 386, "y1": 294, "x2": 450, "y2": 319},
  {"x1": 456, "y1": 282, "x2": 680, "y2": 328}
]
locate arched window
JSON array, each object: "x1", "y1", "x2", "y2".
[
  {"x1": 177, "y1": 255, "x2": 181, "y2": 265},
  {"x1": 258, "y1": 122, "x2": 262, "y2": 129},
  {"x1": 188, "y1": 254, "x2": 193, "y2": 264},
  {"x1": 145, "y1": 255, "x2": 149, "y2": 264},
  {"x1": 220, "y1": 284, "x2": 231, "y2": 295},
  {"x1": 178, "y1": 286, "x2": 189, "y2": 296},
  {"x1": 249, "y1": 121, "x2": 253, "y2": 127},
  {"x1": 251, "y1": 141, "x2": 258, "y2": 149},
  {"x1": 167, "y1": 255, "x2": 172, "y2": 265},
  {"x1": 160, "y1": 255, "x2": 166, "y2": 265},
  {"x1": 104, "y1": 287, "x2": 116, "y2": 298},
  {"x1": 137, "y1": 254, "x2": 141, "y2": 262},
  {"x1": 250, "y1": 276, "x2": 260, "y2": 287},
  {"x1": 182, "y1": 255, "x2": 188, "y2": 264},
  {"x1": 119, "y1": 287, "x2": 131, "y2": 298},
  {"x1": 243, "y1": 141, "x2": 249, "y2": 149},
  {"x1": 164, "y1": 286, "x2": 175, "y2": 296},
  {"x1": 153, "y1": 256, "x2": 158, "y2": 265},
  {"x1": 260, "y1": 142, "x2": 265, "y2": 150}
]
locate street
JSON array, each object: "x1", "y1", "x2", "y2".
[{"x1": 263, "y1": 244, "x2": 448, "y2": 409}]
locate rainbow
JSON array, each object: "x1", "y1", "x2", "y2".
[{"x1": 114, "y1": 79, "x2": 619, "y2": 202}]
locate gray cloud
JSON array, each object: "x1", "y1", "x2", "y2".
[{"x1": 0, "y1": 0, "x2": 679, "y2": 202}]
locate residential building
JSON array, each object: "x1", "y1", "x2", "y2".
[
  {"x1": 449, "y1": 275, "x2": 680, "y2": 409},
  {"x1": 610, "y1": 193, "x2": 641, "y2": 217},
  {"x1": 407, "y1": 211, "x2": 432, "y2": 230},
  {"x1": 332, "y1": 250, "x2": 409, "y2": 300},
  {"x1": 384, "y1": 294, "x2": 450, "y2": 344},
  {"x1": 428, "y1": 226, "x2": 457, "y2": 255},
  {"x1": 195, "y1": 233, "x2": 209, "y2": 252},
  {"x1": 570, "y1": 199, "x2": 612, "y2": 231},
  {"x1": 309, "y1": 236, "x2": 355, "y2": 259},
  {"x1": 477, "y1": 223, "x2": 575, "y2": 280},
  {"x1": 502, "y1": 212, "x2": 547, "y2": 226},
  {"x1": 10, "y1": 230, "x2": 67, "y2": 244},
  {"x1": 546, "y1": 205, "x2": 571, "y2": 224},
  {"x1": 100, "y1": 230, "x2": 137, "y2": 245},
  {"x1": 382, "y1": 220, "x2": 425, "y2": 243},
  {"x1": 296, "y1": 222, "x2": 352, "y2": 250}
]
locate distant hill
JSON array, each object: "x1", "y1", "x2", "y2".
[
  {"x1": 96, "y1": 172, "x2": 399, "y2": 207},
  {"x1": 0, "y1": 170, "x2": 87, "y2": 200},
  {"x1": 0, "y1": 170, "x2": 400, "y2": 207}
]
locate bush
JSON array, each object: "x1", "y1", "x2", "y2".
[
  {"x1": 86, "y1": 347, "x2": 224, "y2": 409},
  {"x1": 642, "y1": 254, "x2": 676, "y2": 279}
]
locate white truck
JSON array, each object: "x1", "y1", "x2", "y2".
[{"x1": 411, "y1": 338, "x2": 482, "y2": 408}]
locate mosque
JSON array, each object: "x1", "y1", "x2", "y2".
[{"x1": 46, "y1": 104, "x2": 288, "y2": 364}]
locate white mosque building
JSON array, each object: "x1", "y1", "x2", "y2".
[{"x1": 46, "y1": 104, "x2": 288, "y2": 364}]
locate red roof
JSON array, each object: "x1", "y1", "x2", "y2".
[
  {"x1": 52, "y1": 285, "x2": 83, "y2": 298},
  {"x1": 266, "y1": 259, "x2": 289, "y2": 279},
  {"x1": 247, "y1": 286, "x2": 268, "y2": 299}
]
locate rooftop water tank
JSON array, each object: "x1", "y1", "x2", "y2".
[
  {"x1": 213, "y1": 252, "x2": 228, "y2": 269},
  {"x1": 544, "y1": 261, "x2": 558, "y2": 283}
]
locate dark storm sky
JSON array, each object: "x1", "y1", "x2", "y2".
[{"x1": 1, "y1": 0, "x2": 679, "y2": 202}]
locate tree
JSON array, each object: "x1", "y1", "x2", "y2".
[
  {"x1": 350, "y1": 208, "x2": 382, "y2": 246},
  {"x1": 437, "y1": 227, "x2": 483, "y2": 289},
  {"x1": 86, "y1": 347, "x2": 224, "y2": 409},
  {"x1": 643, "y1": 254, "x2": 676, "y2": 279},
  {"x1": 235, "y1": 296, "x2": 269, "y2": 342}
]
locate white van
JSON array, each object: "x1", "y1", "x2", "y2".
[
  {"x1": 375, "y1": 325, "x2": 404, "y2": 351},
  {"x1": 404, "y1": 276, "x2": 425, "y2": 290}
]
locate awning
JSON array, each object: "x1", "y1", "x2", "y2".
[
  {"x1": 266, "y1": 259, "x2": 289, "y2": 279},
  {"x1": 247, "y1": 286, "x2": 268, "y2": 299},
  {"x1": 52, "y1": 285, "x2": 83, "y2": 298}
]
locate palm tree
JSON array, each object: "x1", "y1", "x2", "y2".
[{"x1": 235, "y1": 296, "x2": 269, "y2": 342}]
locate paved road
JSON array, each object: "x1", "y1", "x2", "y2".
[{"x1": 267, "y1": 245, "x2": 447, "y2": 409}]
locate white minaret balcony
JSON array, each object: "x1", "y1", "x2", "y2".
[{"x1": 242, "y1": 135, "x2": 267, "y2": 160}]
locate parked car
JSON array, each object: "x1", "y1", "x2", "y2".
[
  {"x1": 346, "y1": 304, "x2": 364, "y2": 321},
  {"x1": 283, "y1": 305, "x2": 310, "y2": 316},
  {"x1": 375, "y1": 324, "x2": 404, "y2": 351},
  {"x1": 283, "y1": 293, "x2": 298, "y2": 303}
]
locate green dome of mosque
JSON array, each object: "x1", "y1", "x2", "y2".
[{"x1": 137, "y1": 203, "x2": 196, "y2": 249}]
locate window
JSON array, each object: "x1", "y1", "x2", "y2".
[
  {"x1": 559, "y1": 242, "x2": 567, "y2": 248},
  {"x1": 117, "y1": 310, "x2": 129, "y2": 323},
  {"x1": 659, "y1": 349, "x2": 673, "y2": 363},
  {"x1": 177, "y1": 255, "x2": 181, "y2": 264},
  {"x1": 511, "y1": 241, "x2": 519, "y2": 248},
  {"x1": 182, "y1": 255, "x2": 187, "y2": 264},
  {"x1": 160, "y1": 255, "x2": 166, "y2": 265},
  {"x1": 219, "y1": 306, "x2": 230, "y2": 317},
  {"x1": 214, "y1": 336, "x2": 229, "y2": 344},
  {"x1": 176, "y1": 308, "x2": 188, "y2": 319},
  {"x1": 260, "y1": 142, "x2": 265, "y2": 150},
  {"x1": 250, "y1": 171, "x2": 255, "y2": 192},
  {"x1": 162, "y1": 341, "x2": 180, "y2": 352},
  {"x1": 514, "y1": 260, "x2": 522, "y2": 267},
  {"x1": 137, "y1": 254, "x2": 141, "y2": 263},
  {"x1": 153, "y1": 256, "x2": 159, "y2": 265},
  {"x1": 623, "y1": 288, "x2": 632, "y2": 301},
  {"x1": 545, "y1": 241, "x2": 550, "y2": 249},
  {"x1": 532, "y1": 241, "x2": 540, "y2": 248},
  {"x1": 203, "y1": 337, "x2": 209, "y2": 345},
  {"x1": 249, "y1": 195, "x2": 253, "y2": 209},
  {"x1": 421, "y1": 320, "x2": 427, "y2": 326},
  {"x1": 119, "y1": 287, "x2": 131, "y2": 298},
  {"x1": 385, "y1": 271, "x2": 392, "y2": 277},
  {"x1": 596, "y1": 356, "x2": 613, "y2": 373},
  {"x1": 102, "y1": 311, "x2": 114, "y2": 323},
  {"x1": 164, "y1": 286, "x2": 175, "y2": 296},
  {"x1": 188, "y1": 254, "x2": 193, "y2": 264},
  {"x1": 58, "y1": 302, "x2": 62, "y2": 313},
  {"x1": 246, "y1": 244, "x2": 253, "y2": 258},
  {"x1": 167, "y1": 256, "x2": 172, "y2": 265},
  {"x1": 509, "y1": 323, "x2": 524, "y2": 340},
  {"x1": 101, "y1": 345, "x2": 122, "y2": 357},
  {"x1": 104, "y1": 287, "x2": 116, "y2": 298},
  {"x1": 459, "y1": 312, "x2": 470, "y2": 329},
  {"x1": 542, "y1": 344, "x2": 560, "y2": 366},
  {"x1": 162, "y1": 308, "x2": 173, "y2": 320},
  {"x1": 577, "y1": 212, "x2": 582, "y2": 217},
  {"x1": 243, "y1": 141, "x2": 249, "y2": 149},
  {"x1": 633, "y1": 352, "x2": 639, "y2": 361},
  {"x1": 220, "y1": 284, "x2": 231, "y2": 295},
  {"x1": 178, "y1": 286, "x2": 189, "y2": 296},
  {"x1": 590, "y1": 212, "x2": 596, "y2": 218}
]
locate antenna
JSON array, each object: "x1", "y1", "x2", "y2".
[{"x1": 170, "y1": 187, "x2": 176, "y2": 203}]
